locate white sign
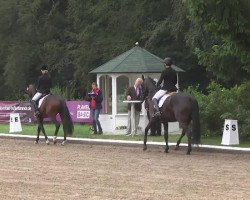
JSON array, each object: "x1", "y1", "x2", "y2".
[
  {"x1": 77, "y1": 111, "x2": 90, "y2": 119},
  {"x1": 221, "y1": 119, "x2": 239, "y2": 145},
  {"x1": 9, "y1": 113, "x2": 22, "y2": 133}
]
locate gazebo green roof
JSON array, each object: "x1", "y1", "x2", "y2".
[{"x1": 90, "y1": 45, "x2": 185, "y2": 73}]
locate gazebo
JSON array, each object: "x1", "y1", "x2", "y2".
[{"x1": 90, "y1": 43, "x2": 184, "y2": 134}]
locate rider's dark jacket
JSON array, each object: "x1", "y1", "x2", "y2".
[
  {"x1": 157, "y1": 67, "x2": 177, "y2": 92},
  {"x1": 37, "y1": 73, "x2": 52, "y2": 94}
]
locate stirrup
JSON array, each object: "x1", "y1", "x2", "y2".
[{"x1": 35, "y1": 110, "x2": 40, "y2": 116}]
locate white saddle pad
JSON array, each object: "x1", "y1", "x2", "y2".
[
  {"x1": 38, "y1": 95, "x2": 49, "y2": 108},
  {"x1": 158, "y1": 94, "x2": 171, "y2": 108}
]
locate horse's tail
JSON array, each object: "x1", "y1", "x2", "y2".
[
  {"x1": 191, "y1": 100, "x2": 201, "y2": 144},
  {"x1": 59, "y1": 99, "x2": 74, "y2": 136}
]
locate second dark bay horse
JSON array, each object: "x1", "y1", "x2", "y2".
[{"x1": 142, "y1": 76, "x2": 201, "y2": 155}]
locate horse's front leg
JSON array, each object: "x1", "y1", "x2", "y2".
[{"x1": 163, "y1": 122, "x2": 169, "y2": 153}]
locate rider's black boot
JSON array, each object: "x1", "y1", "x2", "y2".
[
  {"x1": 152, "y1": 98, "x2": 161, "y2": 117},
  {"x1": 30, "y1": 100, "x2": 40, "y2": 116}
]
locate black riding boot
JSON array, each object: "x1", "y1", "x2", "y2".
[
  {"x1": 30, "y1": 100, "x2": 40, "y2": 116},
  {"x1": 152, "y1": 98, "x2": 161, "y2": 117},
  {"x1": 98, "y1": 126, "x2": 103, "y2": 134},
  {"x1": 92, "y1": 121, "x2": 97, "y2": 134}
]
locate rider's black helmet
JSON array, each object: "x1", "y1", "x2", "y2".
[
  {"x1": 41, "y1": 64, "x2": 48, "y2": 71},
  {"x1": 163, "y1": 57, "x2": 173, "y2": 66}
]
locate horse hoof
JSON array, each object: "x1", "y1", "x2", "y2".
[
  {"x1": 34, "y1": 141, "x2": 38, "y2": 144},
  {"x1": 53, "y1": 136, "x2": 57, "y2": 144},
  {"x1": 61, "y1": 141, "x2": 66, "y2": 146},
  {"x1": 46, "y1": 140, "x2": 50, "y2": 145},
  {"x1": 143, "y1": 146, "x2": 147, "y2": 151},
  {"x1": 186, "y1": 152, "x2": 191, "y2": 155},
  {"x1": 165, "y1": 149, "x2": 169, "y2": 153},
  {"x1": 175, "y1": 146, "x2": 180, "y2": 150}
]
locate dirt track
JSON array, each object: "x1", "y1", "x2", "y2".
[{"x1": 0, "y1": 138, "x2": 249, "y2": 200}]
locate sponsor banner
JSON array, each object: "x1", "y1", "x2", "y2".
[
  {"x1": 0, "y1": 101, "x2": 34, "y2": 123},
  {"x1": 65, "y1": 101, "x2": 92, "y2": 123},
  {"x1": 0, "y1": 101, "x2": 92, "y2": 124}
]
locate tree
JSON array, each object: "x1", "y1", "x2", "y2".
[
  {"x1": 2, "y1": 0, "x2": 239, "y2": 99},
  {"x1": 187, "y1": 0, "x2": 250, "y2": 85}
]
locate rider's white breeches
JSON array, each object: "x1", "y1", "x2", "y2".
[
  {"x1": 32, "y1": 92, "x2": 42, "y2": 101},
  {"x1": 152, "y1": 89, "x2": 167, "y2": 100}
]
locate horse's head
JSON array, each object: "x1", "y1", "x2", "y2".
[
  {"x1": 142, "y1": 76, "x2": 157, "y2": 99},
  {"x1": 26, "y1": 84, "x2": 36, "y2": 98}
]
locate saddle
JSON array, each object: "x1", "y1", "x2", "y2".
[
  {"x1": 36, "y1": 93, "x2": 50, "y2": 108},
  {"x1": 158, "y1": 92, "x2": 176, "y2": 108}
]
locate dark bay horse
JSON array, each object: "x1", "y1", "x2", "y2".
[
  {"x1": 27, "y1": 84, "x2": 73, "y2": 145},
  {"x1": 142, "y1": 76, "x2": 201, "y2": 155}
]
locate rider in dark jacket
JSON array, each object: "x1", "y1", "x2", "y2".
[
  {"x1": 37, "y1": 71, "x2": 52, "y2": 94},
  {"x1": 31, "y1": 65, "x2": 52, "y2": 116},
  {"x1": 152, "y1": 57, "x2": 177, "y2": 117}
]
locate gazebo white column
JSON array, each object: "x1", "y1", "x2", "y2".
[
  {"x1": 111, "y1": 74, "x2": 118, "y2": 116},
  {"x1": 176, "y1": 73, "x2": 179, "y2": 92},
  {"x1": 96, "y1": 74, "x2": 101, "y2": 88}
]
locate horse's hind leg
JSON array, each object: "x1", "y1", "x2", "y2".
[
  {"x1": 163, "y1": 122, "x2": 169, "y2": 153},
  {"x1": 143, "y1": 124, "x2": 149, "y2": 151},
  {"x1": 177, "y1": 124, "x2": 192, "y2": 154},
  {"x1": 61, "y1": 121, "x2": 67, "y2": 146},
  {"x1": 175, "y1": 129, "x2": 185, "y2": 150},
  {"x1": 61, "y1": 129, "x2": 67, "y2": 146},
  {"x1": 61, "y1": 135, "x2": 66, "y2": 146},
  {"x1": 143, "y1": 120, "x2": 152, "y2": 151},
  {"x1": 186, "y1": 129, "x2": 192, "y2": 155},
  {"x1": 35, "y1": 125, "x2": 41, "y2": 144},
  {"x1": 52, "y1": 118, "x2": 60, "y2": 144}
]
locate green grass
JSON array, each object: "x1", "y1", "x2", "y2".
[{"x1": 1, "y1": 123, "x2": 250, "y2": 147}]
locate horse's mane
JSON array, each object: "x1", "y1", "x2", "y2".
[
  {"x1": 146, "y1": 76, "x2": 157, "y2": 88},
  {"x1": 29, "y1": 83, "x2": 35, "y2": 87},
  {"x1": 143, "y1": 76, "x2": 158, "y2": 99}
]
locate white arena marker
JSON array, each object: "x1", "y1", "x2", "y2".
[
  {"x1": 221, "y1": 119, "x2": 239, "y2": 145},
  {"x1": 9, "y1": 113, "x2": 22, "y2": 133}
]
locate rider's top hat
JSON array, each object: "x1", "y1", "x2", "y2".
[
  {"x1": 163, "y1": 57, "x2": 173, "y2": 66},
  {"x1": 41, "y1": 64, "x2": 48, "y2": 71}
]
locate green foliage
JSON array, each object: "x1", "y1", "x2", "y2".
[
  {"x1": 186, "y1": 81, "x2": 250, "y2": 138},
  {"x1": 0, "y1": 0, "x2": 249, "y2": 100},
  {"x1": 117, "y1": 94, "x2": 127, "y2": 113},
  {"x1": 187, "y1": 0, "x2": 250, "y2": 84},
  {"x1": 50, "y1": 85, "x2": 66, "y2": 99},
  {"x1": 0, "y1": 0, "x2": 212, "y2": 100}
]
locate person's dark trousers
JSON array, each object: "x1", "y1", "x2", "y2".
[
  {"x1": 92, "y1": 121, "x2": 97, "y2": 134},
  {"x1": 91, "y1": 109, "x2": 103, "y2": 134}
]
